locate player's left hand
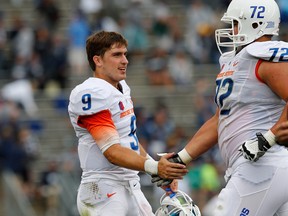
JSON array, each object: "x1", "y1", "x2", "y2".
[
  {"x1": 152, "y1": 153, "x2": 187, "y2": 187},
  {"x1": 157, "y1": 153, "x2": 188, "y2": 180},
  {"x1": 239, "y1": 131, "x2": 274, "y2": 162}
]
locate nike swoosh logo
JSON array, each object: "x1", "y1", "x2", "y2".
[
  {"x1": 107, "y1": 192, "x2": 116, "y2": 198},
  {"x1": 233, "y1": 62, "x2": 239, "y2": 67}
]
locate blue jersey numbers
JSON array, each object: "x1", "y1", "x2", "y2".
[
  {"x1": 129, "y1": 115, "x2": 139, "y2": 150},
  {"x1": 215, "y1": 78, "x2": 234, "y2": 115},
  {"x1": 82, "y1": 93, "x2": 92, "y2": 111},
  {"x1": 269, "y1": 47, "x2": 288, "y2": 62},
  {"x1": 250, "y1": 6, "x2": 265, "y2": 18}
]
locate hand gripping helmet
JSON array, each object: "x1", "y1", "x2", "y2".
[
  {"x1": 215, "y1": 0, "x2": 280, "y2": 55},
  {"x1": 155, "y1": 190, "x2": 201, "y2": 216}
]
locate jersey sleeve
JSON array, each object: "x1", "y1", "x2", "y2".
[
  {"x1": 246, "y1": 41, "x2": 288, "y2": 62},
  {"x1": 69, "y1": 84, "x2": 112, "y2": 116},
  {"x1": 78, "y1": 110, "x2": 120, "y2": 152}
]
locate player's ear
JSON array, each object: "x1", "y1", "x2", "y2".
[{"x1": 93, "y1": 55, "x2": 102, "y2": 67}]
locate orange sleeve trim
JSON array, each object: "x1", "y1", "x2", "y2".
[
  {"x1": 77, "y1": 109, "x2": 116, "y2": 133},
  {"x1": 255, "y1": 59, "x2": 264, "y2": 83},
  {"x1": 77, "y1": 110, "x2": 119, "y2": 145}
]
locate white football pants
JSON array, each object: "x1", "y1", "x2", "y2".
[
  {"x1": 214, "y1": 150, "x2": 288, "y2": 216},
  {"x1": 77, "y1": 178, "x2": 154, "y2": 216}
]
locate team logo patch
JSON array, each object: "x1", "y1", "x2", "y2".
[
  {"x1": 266, "y1": 21, "x2": 275, "y2": 29},
  {"x1": 118, "y1": 101, "x2": 124, "y2": 110},
  {"x1": 107, "y1": 192, "x2": 116, "y2": 198}
]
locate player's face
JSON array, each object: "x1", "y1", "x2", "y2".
[
  {"x1": 233, "y1": 20, "x2": 239, "y2": 35},
  {"x1": 96, "y1": 44, "x2": 129, "y2": 87}
]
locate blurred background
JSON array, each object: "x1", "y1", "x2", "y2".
[{"x1": 0, "y1": 0, "x2": 287, "y2": 215}]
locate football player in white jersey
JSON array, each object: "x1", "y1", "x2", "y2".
[
  {"x1": 68, "y1": 31, "x2": 187, "y2": 216},
  {"x1": 154, "y1": 0, "x2": 288, "y2": 215}
]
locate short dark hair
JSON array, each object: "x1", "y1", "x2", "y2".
[{"x1": 86, "y1": 31, "x2": 128, "y2": 71}]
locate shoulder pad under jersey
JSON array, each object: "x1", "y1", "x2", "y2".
[
  {"x1": 246, "y1": 41, "x2": 288, "y2": 62},
  {"x1": 69, "y1": 78, "x2": 113, "y2": 116}
]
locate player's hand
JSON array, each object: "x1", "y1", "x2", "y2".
[
  {"x1": 239, "y1": 131, "x2": 275, "y2": 162},
  {"x1": 152, "y1": 153, "x2": 187, "y2": 187},
  {"x1": 162, "y1": 180, "x2": 178, "y2": 196},
  {"x1": 157, "y1": 153, "x2": 188, "y2": 180},
  {"x1": 275, "y1": 104, "x2": 288, "y2": 146},
  {"x1": 276, "y1": 121, "x2": 288, "y2": 147}
]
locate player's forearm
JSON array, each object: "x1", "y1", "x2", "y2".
[
  {"x1": 139, "y1": 143, "x2": 149, "y2": 158},
  {"x1": 272, "y1": 103, "x2": 288, "y2": 145},
  {"x1": 181, "y1": 112, "x2": 219, "y2": 163},
  {"x1": 270, "y1": 103, "x2": 288, "y2": 135},
  {"x1": 104, "y1": 144, "x2": 147, "y2": 172}
]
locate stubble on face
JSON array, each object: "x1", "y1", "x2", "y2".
[{"x1": 98, "y1": 44, "x2": 128, "y2": 87}]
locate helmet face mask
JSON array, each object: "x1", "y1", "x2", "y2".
[
  {"x1": 215, "y1": 0, "x2": 280, "y2": 55},
  {"x1": 155, "y1": 190, "x2": 201, "y2": 216}
]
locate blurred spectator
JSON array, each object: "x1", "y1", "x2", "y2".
[
  {"x1": 142, "y1": 102, "x2": 175, "y2": 158},
  {"x1": 36, "y1": 0, "x2": 60, "y2": 30},
  {"x1": 1, "y1": 78, "x2": 39, "y2": 117},
  {"x1": 145, "y1": 46, "x2": 174, "y2": 86},
  {"x1": 166, "y1": 126, "x2": 189, "y2": 153},
  {"x1": 118, "y1": 2, "x2": 149, "y2": 57},
  {"x1": 67, "y1": 10, "x2": 90, "y2": 76},
  {"x1": 8, "y1": 15, "x2": 34, "y2": 62},
  {"x1": 0, "y1": 118, "x2": 38, "y2": 198},
  {"x1": 197, "y1": 161, "x2": 221, "y2": 209},
  {"x1": 49, "y1": 33, "x2": 69, "y2": 89},
  {"x1": 91, "y1": 9, "x2": 120, "y2": 32},
  {"x1": 151, "y1": 2, "x2": 171, "y2": 37},
  {"x1": 185, "y1": 0, "x2": 218, "y2": 63},
  {"x1": 11, "y1": 55, "x2": 28, "y2": 79},
  {"x1": 38, "y1": 160, "x2": 61, "y2": 216},
  {"x1": 26, "y1": 51, "x2": 45, "y2": 90},
  {"x1": 60, "y1": 144, "x2": 81, "y2": 181},
  {"x1": 168, "y1": 47, "x2": 194, "y2": 86},
  {"x1": 150, "y1": 0, "x2": 175, "y2": 50},
  {"x1": 33, "y1": 25, "x2": 53, "y2": 89},
  {"x1": 79, "y1": 0, "x2": 102, "y2": 25},
  {"x1": 193, "y1": 77, "x2": 216, "y2": 127}
]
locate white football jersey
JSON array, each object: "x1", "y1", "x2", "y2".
[
  {"x1": 68, "y1": 78, "x2": 140, "y2": 183},
  {"x1": 215, "y1": 41, "x2": 287, "y2": 167}
]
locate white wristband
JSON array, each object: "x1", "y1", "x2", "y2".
[
  {"x1": 264, "y1": 130, "x2": 277, "y2": 147},
  {"x1": 144, "y1": 159, "x2": 158, "y2": 175},
  {"x1": 178, "y1": 148, "x2": 193, "y2": 165}
]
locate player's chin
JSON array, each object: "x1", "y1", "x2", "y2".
[{"x1": 119, "y1": 73, "x2": 126, "y2": 80}]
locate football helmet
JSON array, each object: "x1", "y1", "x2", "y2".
[
  {"x1": 155, "y1": 190, "x2": 201, "y2": 216},
  {"x1": 215, "y1": 0, "x2": 280, "y2": 55}
]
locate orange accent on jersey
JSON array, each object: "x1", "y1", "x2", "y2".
[
  {"x1": 255, "y1": 59, "x2": 264, "y2": 83},
  {"x1": 217, "y1": 70, "x2": 234, "y2": 78},
  {"x1": 77, "y1": 110, "x2": 118, "y2": 144},
  {"x1": 107, "y1": 192, "x2": 116, "y2": 198},
  {"x1": 120, "y1": 108, "x2": 134, "y2": 118}
]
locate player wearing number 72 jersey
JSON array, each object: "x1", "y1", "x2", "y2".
[
  {"x1": 155, "y1": 0, "x2": 288, "y2": 215},
  {"x1": 68, "y1": 31, "x2": 187, "y2": 216}
]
